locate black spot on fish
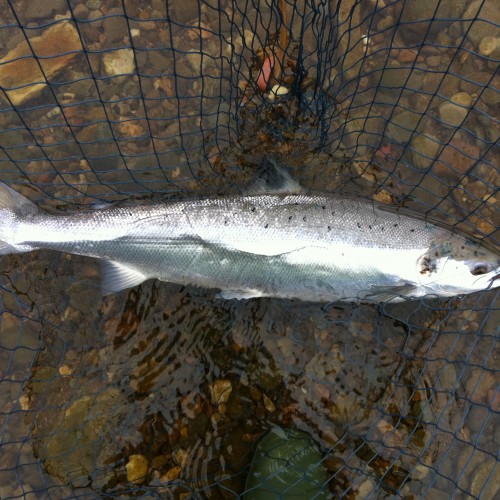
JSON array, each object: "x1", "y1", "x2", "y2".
[
  {"x1": 410, "y1": 229, "x2": 415, "y2": 233},
  {"x1": 393, "y1": 223, "x2": 398, "y2": 227},
  {"x1": 321, "y1": 205, "x2": 326, "y2": 210},
  {"x1": 357, "y1": 222, "x2": 361, "y2": 228},
  {"x1": 251, "y1": 207, "x2": 256, "y2": 212},
  {"x1": 368, "y1": 225, "x2": 372, "y2": 230},
  {"x1": 264, "y1": 224, "x2": 269, "y2": 228},
  {"x1": 303, "y1": 216, "x2": 307, "y2": 222},
  {"x1": 289, "y1": 215, "x2": 293, "y2": 221},
  {"x1": 327, "y1": 226, "x2": 331, "y2": 231}
]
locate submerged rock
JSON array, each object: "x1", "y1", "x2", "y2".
[
  {"x1": 126, "y1": 454, "x2": 149, "y2": 484},
  {"x1": 244, "y1": 427, "x2": 330, "y2": 499}
]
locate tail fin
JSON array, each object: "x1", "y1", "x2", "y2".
[
  {"x1": 0, "y1": 182, "x2": 40, "y2": 255},
  {"x1": 0, "y1": 182, "x2": 39, "y2": 214}
]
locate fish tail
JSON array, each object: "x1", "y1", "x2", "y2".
[{"x1": 0, "y1": 182, "x2": 40, "y2": 254}]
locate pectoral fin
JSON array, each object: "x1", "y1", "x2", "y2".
[
  {"x1": 100, "y1": 260, "x2": 148, "y2": 295},
  {"x1": 216, "y1": 289, "x2": 264, "y2": 300},
  {"x1": 359, "y1": 283, "x2": 419, "y2": 303}
]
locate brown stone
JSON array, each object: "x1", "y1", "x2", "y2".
[
  {"x1": 126, "y1": 454, "x2": 149, "y2": 484},
  {"x1": 160, "y1": 465, "x2": 182, "y2": 483},
  {"x1": 397, "y1": 49, "x2": 418, "y2": 64},
  {"x1": 0, "y1": 22, "x2": 83, "y2": 106},
  {"x1": 433, "y1": 140, "x2": 479, "y2": 178}
]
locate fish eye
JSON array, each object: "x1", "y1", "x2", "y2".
[{"x1": 471, "y1": 263, "x2": 489, "y2": 276}]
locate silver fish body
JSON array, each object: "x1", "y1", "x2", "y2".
[{"x1": 0, "y1": 182, "x2": 498, "y2": 302}]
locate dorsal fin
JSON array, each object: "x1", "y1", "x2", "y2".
[{"x1": 246, "y1": 157, "x2": 304, "y2": 195}]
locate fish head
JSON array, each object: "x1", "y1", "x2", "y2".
[{"x1": 416, "y1": 236, "x2": 500, "y2": 296}]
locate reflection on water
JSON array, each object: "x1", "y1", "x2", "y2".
[{"x1": 0, "y1": 251, "x2": 498, "y2": 498}]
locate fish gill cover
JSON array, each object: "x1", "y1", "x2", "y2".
[{"x1": 0, "y1": 0, "x2": 498, "y2": 498}]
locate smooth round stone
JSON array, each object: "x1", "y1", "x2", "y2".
[
  {"x1": 439, "y1": 93, "x2": 472, "y2": 127},
  {"x1": 463, "y1": 0, "x2": 500, "y2": 46},
  {"x1": 387, "y1": 109, "x2": 423, "y2": 144},
  {"x1": 479, "y1": 36, "x2": 500, "y2": 58},
  {"x1": 410, "y1": 133, "x2": 441, "y2": 170}
]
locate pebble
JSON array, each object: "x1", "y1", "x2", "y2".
[
  {"x1": 410, "y1": 133, "x2": 441, "y2": 170},
  {"x1": 479, "y1": 36, "x2": 500, "y2": 58},
  {"x1": 465, "y1": 369, "x2": 495, "y2": 403},
  {"x1": 399, "y1": 0, "x2": 467, "y2": 37},
  {"x1": 426, "y1": 55, "x2": 441, "y2": 67},
  {"x1": 466, "y1": 404, "x2": 489, "y2": 433},
  {"x1": 397, "y1": 48, "x2": 419, "y2": 64},
  {"x1": 451, "y1": 91, "x2": 473, "y2": 107},
  {"x1": 73, "y1": 3, "x2": 90, "y2": 19},
  {"x1": 433, "y1": 140, "x2": 479, "y2": 178},
  {"x1": 87, "y1": 9, "x2": 103, "y2": 28},
  {"x1": 439, "y1": 92, "x2": 472, "y2": 127},
  {"x1": 173, "y1": 0, "x2": 199, "y2": 23},
  {"x1": 126, "y1": 454, "x2": 148, "y2": 484},
  {"x1": 58, "y1": 365, "x2": 72, "y2": 376},
  {"x1": 478, "y1": 74, "x2": 500, "y2": 106},
  {"x1": 186, "y1": 50, "x2": 202, "y2": 73},
  {"x1": 436, "y1": 31, "x2": 453, "y2": 46},
  {"x1": 86, "y1": 0, "x2": 102, "y2": 9},
  {"x1": 459, "y1": 71, "x2": 490, "y2": 95},
  {"x1": 160, "y1": 465, "x2": 181, "y2": 483},
  {"x1": 355, "y1": 479, "x2": 375, "y2": 497},
  {"x1": 262, "y1": 393, "x2": 276, "y2": 413},
  {"x1": 22, "y1": 0, "x2": 68, "y2": 20},
  {"x1": 208, "y1": 379, "x2": 232, "y2": 405},
  {"x1": 463, "y1": 0, "x2": 500, "y2": 46},
  {"x1": 81, "y1": 25, "x2": 100, "y2": 43},
  {"x1": 102, "y1": 49, "x2": 135, "y2": 76},
  {"x1": 102, "y1": 8, "x2": 127, "y2": 44},
  {"x1": 387, "y1": 109, "x2": 422, "y2": 144},
  {"x1": 470, "y1": 457, "x2": 500, "y2": 498},
  {"x1": 173, "y1": 448, "x2": 189, "y2": 467},
  {"x1": 138, "y1": 10, "x2": 158, "y2": 31},
  {"x1": 376, "y1": 15, "x2": 394, "y2": 32},
  {"x1": 488, "y1": 388, "x2": 500, "y2": 411},
  {"x1": 379, "y1": 64, "x2": 413, "y2": 88},
  {"x1": 266, "y1": 85, "x2": 289, "y2": 102}
]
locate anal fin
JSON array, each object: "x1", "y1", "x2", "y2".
[{"x1": 100, "y1": 260, "x2": 148, "y2": 295}]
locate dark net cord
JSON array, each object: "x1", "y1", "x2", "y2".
[{"x1": 0, "y1": 0, "x2": 498, "y2": 498}]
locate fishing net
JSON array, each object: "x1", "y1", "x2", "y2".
[{"x1": 0, "y1": 0, "x2": 498, "y2": 498}]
